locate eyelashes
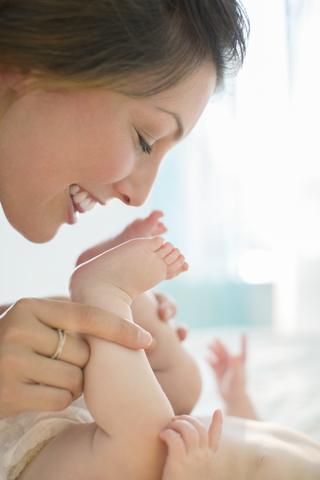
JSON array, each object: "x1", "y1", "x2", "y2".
[{"x1": 138, "y1": 133, "x2": 152, "y2": 155}]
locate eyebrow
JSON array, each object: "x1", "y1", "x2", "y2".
[{"x1": 156, "y1": 107, "x2": 184, "y2": 141}]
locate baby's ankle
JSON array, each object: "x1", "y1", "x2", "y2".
[{"x1": 69, "y1": 263, "x2": 133, "y2": 319}]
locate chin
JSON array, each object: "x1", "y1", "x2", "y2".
[
  {"x1": 3, "y1": 206, "x2": 62, "y2": 243},
  {"x1": 22, "y1": 228, "x2": 60, "y2": 243},
  {"x1": 14, "y1": 220, "x2": 61, "y2": 244}
]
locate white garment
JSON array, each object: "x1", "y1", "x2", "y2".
[{"x1": 0, "y1": 406, "x2": 93, "y2": 480}]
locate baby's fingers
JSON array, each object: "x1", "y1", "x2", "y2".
[
  {"x1": 159, "y1": 428, "x2": 186, "y2": 459},
  {"x1": 241, "y1": 334, "x2": 247, "y2": 362},
  {"x1": 208, "y1": 339, "x2": 230, "y2": 361},
  {"x1": 208, "y1": 409, "x2": 223, "y2": 453},
  {"x1": 163, "y1": 418, "x2": 200, "y2": 454},
  {"x1": 175, "y1": 415, "x2": 209, "y2": 449}
]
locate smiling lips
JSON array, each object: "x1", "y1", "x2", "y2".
[{"x1": 69, "y1": 184, "x2": 97, "y2": 213}]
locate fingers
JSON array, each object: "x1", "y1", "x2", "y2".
[
  {"x1": 24, "y1": 320, "x2": 89, "y2": 368},
  {"x1": 0, "y1": 298, "x2": 153, "y2": 418},
  {"x1": 208, "y1": 410, "x2": 223, "y2": 452},
  {"x1": 15, "y1": 384, "x2": 74, "y2": 414},
  {"x1": 0, "y1": 349, "x2": 78, "y2": 417},
  {"x1": 159, "y1": 428, "x2": 186, "y2": 459},
  {"x1": 175, "y1": 415, "x2": 209, "y2": 449},
  {"x1": 207, "y1": 340, "x2": 229, "y2": 377},
  {"x1": 154, "y1": 292, "x2": 178, "y2": 321},
  {"x1": 168, "y1": 319, "x2": 189, "y2": 342},
  {"x1": 208, "y1": 339, "x2": 229, "y2": 362},
  {"x1": 26, "y1": 354, "x2": 83, "y2": 400},
  {"x1": 241, "y1": 334, "x2": 247, "y2": 362},
  {"x1": 176, "y1": 323, "x2": 188, "y2": 341},
  {"x1": 163, "y1": 416, "x2": 207, "y2": 454},
  {"x1": 54, "y1": 332, "x2": 89, "y2": 367},
  {"x1": 22, "y1": 298, "x2": 152, "y2": 348}
]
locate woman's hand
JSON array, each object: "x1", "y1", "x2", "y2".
[
  {"x1": 160, "y1": 411, "x2": 223, "y2": 480},
  {"x1": 0, "y1": 297, "x2": 152, "y2": 419}
]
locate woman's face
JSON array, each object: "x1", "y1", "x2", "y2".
[{"x1": 0, "y1": 63, "x2": 216, "y2": 243}]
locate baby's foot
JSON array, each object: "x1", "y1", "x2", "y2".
[
  {"x1": 117, "y1": 211, "x2": 167, "y2": 244},
  {"x1": 76, "y1": 211, "x2": 166, "y2": 266},
  {"x1": 70, "y1": 237, "x2": 188, "y2": 316}
]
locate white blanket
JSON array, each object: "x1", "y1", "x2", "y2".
[
  {"x1": 187, "y1": 326, "x2": 320, "y2": 442},
  {"x1": 0, "y1": 407, "x2": 92, "y2": 480}
]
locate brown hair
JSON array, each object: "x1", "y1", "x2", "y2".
[{"x1": 0, "y1": 0, "x2": 249, "y2": 95}]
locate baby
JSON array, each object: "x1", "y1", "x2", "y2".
[
  {"x1": 16, "y1": 234, "x2": 220, "y2": 480},
  {"x1": 16, "y1": 231, "x2": 320, "y2": 480}
]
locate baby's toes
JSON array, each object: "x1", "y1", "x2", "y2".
[
  {"x1": 155, "y1": 241, "x2": 174, "y2": 258},
  {"x1": 166, "y1": 264, "x2": 188, "y2": 280},
  {"x1": 162, "y1": 247, "x2": 181, "y2": 266},
  {"x1": 147, "y1": 236, "x2": 165, "y2": 252},
  {"x1": 166, "y1": 255, "x2": 187, "y2": 276}
]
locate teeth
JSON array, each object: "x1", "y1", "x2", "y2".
[
  {"x1": 79, "y1": 197, "x2": 91, "y2": 209},
  {"x1": 85, "y1": 201, "x2": 96, "y2": 211},
  {"x1": 69, "y1": 184, "x2": 97, "y2": 213},
  {"x1": 73, "y1": 191, "x2": 88, "y2": 204},
  {"x1": 69, "y1": 184, "x2": 80, "y2": 195}
]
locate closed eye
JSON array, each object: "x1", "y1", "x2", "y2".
[{"x1": 138, "y1": 133, "x2": 152, "y2": 155}]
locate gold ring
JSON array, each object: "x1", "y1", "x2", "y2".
[{"x1": 50, "y1": 329, "x2": 67, "y2": 360}]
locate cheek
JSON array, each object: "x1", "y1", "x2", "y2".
[{"x1": 78, "y1": 141, "x2": 136, "y2": 184}]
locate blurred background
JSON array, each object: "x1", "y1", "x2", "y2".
[{"x1": 1, "y1": 0, "x2": 320, "y2": 334}]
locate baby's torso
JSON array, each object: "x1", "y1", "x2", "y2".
[{"x1": 198, "y1": 415, "x2": 320, "y2": 480}]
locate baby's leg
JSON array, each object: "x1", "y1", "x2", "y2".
[
  {"x1": 131, "y1": 292, "x2": 202, "y2": 415},
  {"x1": 19, "y1": 238, "x2": 187, "y2": 480},
  {"x1": 71, "y1": 237, "x2": 188, "y2": 438},
  {"x1": 70, "y1": 237, "x2": 188, "y2": 478},
  {"x1": 70, "y1": 236, "x2": 187, "y2": 316}
]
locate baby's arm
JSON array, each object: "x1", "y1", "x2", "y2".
[
  {"x1": 207, "y1": 336, "x2": 259, "y2": 420},
  {"x1": 131, "y1": 291, "x2": 202, "y2": 415},
  {"x1": 160, "y1": 410, "x2": 223, "y2": 480}
]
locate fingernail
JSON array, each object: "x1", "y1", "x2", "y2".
[{"x1": 138, "y1": 329, "x2": 152, "y2": 347}]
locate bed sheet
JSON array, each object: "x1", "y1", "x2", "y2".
[{"x1": 186, "y1": 326, "x2": 320, "y2": 442}]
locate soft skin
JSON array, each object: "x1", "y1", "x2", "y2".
[
  {"x1": 0, "y1": 65, "x2": 215, "y2": 419},
  {"x1": 0, "y1": 63, "x2": 216, "y2": 243},
  {"x1": 0, "y1": 213, "x2": 185, "y2": 419}
]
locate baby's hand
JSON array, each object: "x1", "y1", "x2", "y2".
[
  {"x1": 207, "y1": 335, "x2": 247, "y2": 403},
  {"x1": 76, "y1": 211, "x2": 167, "y2": 266},
  {"x1": 159, "y1": 410, "x2": 222, "y2": 480}
]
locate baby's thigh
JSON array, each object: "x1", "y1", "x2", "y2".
[{"x1": 19, "y1": 422, "x2": 98, "y2": 480}]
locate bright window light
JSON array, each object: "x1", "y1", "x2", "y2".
[{"x1": 238, "y1": 249, "x2": 276, "y2": 285}]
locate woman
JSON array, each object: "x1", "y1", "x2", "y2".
[{"x1": 0, "y1": 0, "x2": 249, "y2": 420}]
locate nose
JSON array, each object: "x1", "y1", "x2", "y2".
[{"x1": 113, "y1": 156, "x2": 163, "y2": 207}]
